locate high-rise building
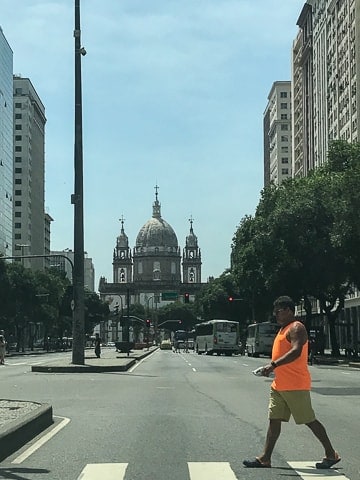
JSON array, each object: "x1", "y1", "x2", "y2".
[
  {"x1": 263, "y1": 81, "x2": 292, "y2": 186},
  {"x1": 0, "y1": 27, "x2": 13, "y2": 257},
  {"x1": 50, "y1": 249, "x2": 95, "y2": 292},
  {"x1": 13, "y1": 76, "x2": 46, "y2": 270},
  {"x1": 293, "y1": 0, "x2": 360, "y2": 170}
]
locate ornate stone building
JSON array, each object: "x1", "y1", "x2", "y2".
[{"x1": 98, "y1": 188, "x2": 204, "y2": 313}]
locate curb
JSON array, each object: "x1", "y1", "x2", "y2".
[
  {"x1": 0, "y1": 402, "x2": 53, "y2": 462},
  {"x1": 31, "y1": 347, "x2": 157, "y2": 373},
  {"x1": 31, "y1": 360, "x2": 136, "y2": 373}
]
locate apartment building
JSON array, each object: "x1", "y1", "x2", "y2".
[
  {"x1": 13, "y1": 76, "x2": 47, "y2": 270},
  {"x1": 295, "y1": 0, "x2": 360, "y2": 171},
  {"x1": 0, "y1": 27, "x2": 13, "y2": 257},
  {"x1": 263, "y1": 81, "x2": 292, "y2": 186},
  {"x1": 50, "y1": 249, "x2": 95, "y2": 292}
]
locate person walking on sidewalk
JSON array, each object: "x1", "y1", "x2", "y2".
[
  {"x1": 243, "y1": 295, "x2": 340, "y2": 470},
  {"x1": 94, "y1": 333, "x2": 101, "y2": 358},
  {"x1": 0, "y1": 333, "x2": 6, "y2": 365}
]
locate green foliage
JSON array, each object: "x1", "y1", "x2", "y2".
[{"x1": 229, "y1": 141, "x2": 360, "y2": 355}]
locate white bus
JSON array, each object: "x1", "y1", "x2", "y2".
[
  {"x1": 246, "y1": 322, "x2": 279, "y2": 357},
  {"x1": 195, "y1": 319, "x2": 240, "y2": 356}
]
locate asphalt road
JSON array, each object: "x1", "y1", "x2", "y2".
[{"x1": 1, "y1": 349, "x2": 359, "y2": 479}]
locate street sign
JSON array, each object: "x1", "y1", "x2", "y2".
[{"x1": 161, "y1": 292, "x2": 178, "y2": 301}]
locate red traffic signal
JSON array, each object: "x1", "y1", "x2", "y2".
[
  {"x1": 146, "y1": 319, "x2": 151, "y2": 328},
  {"x1": 184, "y1": 293, "x2": 190, "y2": 304},
  {"x1": 228, "y1": 296, "x2": 234, "y2": 302}
]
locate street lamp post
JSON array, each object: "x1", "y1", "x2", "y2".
[{"x1": 71, "y1": 0, "x2": 86, "y2": 365}]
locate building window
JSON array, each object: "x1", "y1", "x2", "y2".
[
  {"x1": 15, "y1": 190, "x2": 22, "y2": 195},
  {"x1": 15, "y1": 102, "x2": 22, "y2": 108},
  {"x1": 138, "y1": 262, "x2": 143, "y2": 274},
  {"x1": 15, "y1": 146, "x2": 22, "y2": 152},
  {"x1": 281, "y1": 135, "x2": 288, "y2": 141},
  {"x1": 281, "y1": 147, "x2": 288, "y2": 153},
  {"x1": 14, "y1": 234, "x2": 21, "y2": 240},
  {"x1": 15, "y1": 88, "x2": 22, "y2": 94},
  {"x1": 280, "y1": 92, "x2": 288, "y2": 98},
  {"x1": 189, "y1": 268, "x2": 195, "y2": 283},
  {"x1": 15, "y1": 113, "x2": 22, "y2": 119},
  {"x1": 15, "y1": 212, "x2": 21, "y2": 217},
  {"x1": 281, "y1": 114, "x2": 288, "y2": 119},
  {"x1": 15, "y1": 168, "x2": 22, "y2": 173},
  {"x1": 15, "y1": 135, "x2": 22, "y2": 141},
  {"x1": 15, "y1": 157, "x2": 22, "y2": 163},
  {"x1": 281, "y1": 168, "x2": 289, "y2": 174},
  {"x1": 15, "y1": 201, "x2": 22, "y2": 206},
  {"x1": 282, "y1": 157, "x2": 289, "y2": 163},
  {"x1": 280, "y1": 103, "x2": 287, "y2": 109},
  {"x1": 15, "y1": 124, "x2": 22, "y2": 130},
  {"x1": 15, "y1": 223, "x2": 21, "y2": 228},
  {"x1": 281, "y1": 124, "x2": 289, "y2": 131},
  {"x1": 15, "y1": 179, "x2": 22, "y2": 185}
]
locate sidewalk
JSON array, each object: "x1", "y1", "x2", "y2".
[{"x1": 0, "y1": 346, "x2": 158, "y2": 462}]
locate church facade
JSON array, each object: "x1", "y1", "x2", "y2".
[{"x1": 98, "y1": 188, "x2": 205, "y2": 314}]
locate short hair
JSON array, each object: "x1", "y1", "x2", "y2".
[{"x1": 273, "y1": 296, "x2": 295, "y2": 313}]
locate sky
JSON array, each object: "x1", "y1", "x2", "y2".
[{"x1": 1, "y1": 0, "x2": 305, "y2": 288}]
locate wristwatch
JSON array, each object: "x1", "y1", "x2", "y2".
[{"x1": 271, "y1": 360, "x2": 277, "y2": 368}]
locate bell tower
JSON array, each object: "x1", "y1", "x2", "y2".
[
  {"x1": 113, "y1": 216, "x2": 132, "y2": 283},
  {"x1": 182, "y1": 216, "x2": 201, "y2": 284}
]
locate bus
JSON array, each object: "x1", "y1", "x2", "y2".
[
  {"x1": 246, "y1": 322, "x2": 279, "y2": 357},
  {"x1": 195, "y1": 319, "x2": 240, "y2": 356}
]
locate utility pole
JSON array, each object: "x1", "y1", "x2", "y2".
[{"x1": 71, "y1": 0, "x2": 86, "y2": 365}]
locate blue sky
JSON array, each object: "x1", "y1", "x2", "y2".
[{"x1": 2, "y1": 0, "x2": 305, "y2": 287}]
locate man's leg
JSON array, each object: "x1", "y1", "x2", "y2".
[
  {"x1": 306, "y1": 419, "x2": 337, "y2": 459},
  {"x1": 257, "y1": 419, "x2": 282, "y2": 464}
]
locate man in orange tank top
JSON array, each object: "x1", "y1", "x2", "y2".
[{"x1": 243, "y1": 296, "x2": 341, "y2": 469}]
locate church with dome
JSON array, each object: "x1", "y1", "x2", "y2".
[{"x1": 98, "y1": 187, "x2": 204, "y2": 312}]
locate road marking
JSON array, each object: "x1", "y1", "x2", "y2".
[
  {"x1": 128, "y1": 350, "x2": 157, "y2": 372},
  {"x1": 192, "y1": 367, "x2": 197, "y2": 372},
  {"x1": 288, "y1": 461, "x2": 348, "y2": 479},
  {"x1": 11, "y1": 416, "x2": 70, "y2": 464},
  {"x1": 188, "y1": 462, "x2": 237, "y2": 479},
  {"x1": 77, "y1": 463, "x2": 128, "y2": 479}
]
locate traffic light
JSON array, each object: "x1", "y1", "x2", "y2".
[
  {"x1": 146, "y1": 319, "x2": 151, "y2": 328},
  {"x1": 228, "y1": 296, "x2": 234, "y2": 302},
  {"x1": 184, "y1": 292, "x2": 190, "y2": 304}
]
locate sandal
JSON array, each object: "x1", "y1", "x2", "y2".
[
  {"x1": 316, "y1": 451, "x2": 341, "y2": 469},
  {"x1": 243, "y1": 458, "x2": 271, "y2": 468}
]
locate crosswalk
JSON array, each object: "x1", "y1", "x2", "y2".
[{"x1": 76, "y1": 461, "x2": 348, "y2": 480}]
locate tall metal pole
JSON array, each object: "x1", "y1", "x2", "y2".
[{"x1": 71, "y1": 0, "x2": 85, "y2": 364}]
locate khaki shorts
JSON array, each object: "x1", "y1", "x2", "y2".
[{"x1": 268, "y1": 388, "x2": 316, "y2": 425}]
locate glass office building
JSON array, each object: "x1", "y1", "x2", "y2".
[{"x1": 0, "y1": 27, "x2": 13, "y2": 257}]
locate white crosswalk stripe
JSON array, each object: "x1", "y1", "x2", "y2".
[
  {"x1": 288, "y1": 461, "x2": 348, "y2": 479},
  {"x1": 76, "y1": 461, "x2": 349, "y2": 479},
  {"x1": 188, "y1": 462, "x2": 237, "y2": 480},
  {"x1": 77, "y1": 463, "x2": 128, "y2": 480}
]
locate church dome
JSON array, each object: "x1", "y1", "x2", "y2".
[
  {"x1": 136, "y1": 190, "x2": 178, "y2": 248},
  {"x1": 136, "y1": 217, "x2": 178, "y2": 248}
]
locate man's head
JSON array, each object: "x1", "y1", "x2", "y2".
[{"x1": 273, "y1": 296, "x2": 295, "y2": 325}]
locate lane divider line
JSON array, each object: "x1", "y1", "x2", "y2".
[{"x1": 11, "y1": 415, "x2": 70, "y2": 464}]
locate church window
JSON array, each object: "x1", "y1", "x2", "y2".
[
  {"x1": 138, "y1": 262, "x2": 143, "y2": 274},
  {"x1": 189, "y1": 268, "x2": 195, "y2": 283},
  {"x1": 120, "y1": 268, "x2": 126, "y2": 283},
  {"x1": 155, "y1": 247, "x2": 159, "y2": 253},
  {"x1": 120, "y1": 251, "x2": 125, "y2": 259},
  {"x1": 189, "y1": 251, "x2": 194, "y2": 258},
  {"x1": 171, "y1": 262, "x2": 176, "y2": 274},
  {"x1": 153, "y1": 261, "x2": 161, "y2": 280}
]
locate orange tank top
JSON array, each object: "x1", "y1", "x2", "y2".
[{"x1": 271, "y1": 321, "x2": 311, "y2": 391}]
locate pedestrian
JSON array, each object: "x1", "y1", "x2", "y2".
[
  {"x1": 243, "y1": 295, "x2": 340, "y2": 470},
  {"x1": 94, "y1": 333, "x2": 101, "y2": 358},
  {"x1": 0, "y1": 334, "x2": 6, "y2": 365}
]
